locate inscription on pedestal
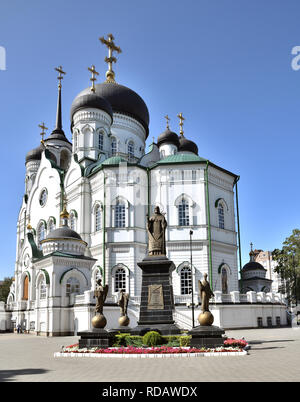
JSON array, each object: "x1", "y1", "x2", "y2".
[{"x1": 147, "y1": 284, "x2": 164, "y2": 310}]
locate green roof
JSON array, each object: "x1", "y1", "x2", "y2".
[
  {"x1": 102, "y1": 156, "x2": 127, "y2": 165},
  {"x1": 156, "y1": 153, "x2": 207, "y2": 165}
]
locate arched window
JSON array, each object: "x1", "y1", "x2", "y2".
[
  {"x1": 178, "y1": 199, "x2": 189, "y2": 226},
  {"x1": 128, "y1": 141, "x2": 134, "y2": 161},
  {"x1": 48, "y1": 218, "x2": 55, "y2": 233},
  {"x1": 111, "y1": 137, "x2": 117, "y2": 156},
  {"x1": 66, "y1": 277, "x2": 80, "y2": 296},
  {"x1": 218, "y1": 204, "x2": 225, "y2": 229},
  {"x1": 115, "y1": 268, "x2": 126, "y2": 292},
  {"x1": 69, "y1": 212, "x2": 76, "y2": 231},
  {"x1": 180, "y1": 266, "x2": 192, "y2": 295},
  {"x1": 23, "y1": 276, "x2": 29, "y2": 300},
  {"x1": 37, "y1": 222, "x2": 45, "y2": 248},
  {"x1": 221, "y1": 267, "x2": 228, "y2": 294},
  {"x1": 115, "y1": 201, "x2": 125, "y2": 228},
  {"x1": 39, "y1": 279, "x2": 47, "y2": 300},
  {"x1": 95, "y1": 205, "x2": 101, "y2": 231},
  {"x1": 98, "y1": 132, "x2": 104, "y2": 151}
]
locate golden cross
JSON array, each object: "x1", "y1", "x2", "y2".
[
  {"x1": 99, "y1": 33, "x2": 122, "y2": 82},
  {"x1": 55, "y1": 65, "x2": 66, "y2": 88},
  {"x1": 38, "y1": 122, "x2": 48, "y2": 143},
  {"x1": 177, "y1": 113, "x2": 185, "y2": 135},
  {"x1": 164, "y1": 115, "x2": 170, "y2": 129},
  {"x1": 88, "y1": 65, "x2": 99, "y2": 92}
]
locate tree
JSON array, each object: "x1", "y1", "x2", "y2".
[
  {"x1": 0, "y1": 277, "x2": 13, "y2": 303},
  {"x1": 272, "y1": 229, "x2": 300, "y2": 305}
]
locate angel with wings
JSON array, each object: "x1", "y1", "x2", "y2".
[
  {"x1": 118, "y1": 289, "x2": 129, "y2": 317},
  {"x1": 94, "y1": 279, "x2": 109, "y2": 315},
  {"x1": 198, "y1": 273, "x2": 214, "y2": 313}
]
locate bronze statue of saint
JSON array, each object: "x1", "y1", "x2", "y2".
[
  {"x1": 147, "y1": 206, "x2": 167, "y2": 256},
  {"x1": 198, "y1": 273, "x2": 214, "y2": 313},
  {"x1": 118, "y1": 289, "x2": 129, "y2": 317},
  {"x1": 94, "y1": 279, "x2": 109, "y2": 315}
]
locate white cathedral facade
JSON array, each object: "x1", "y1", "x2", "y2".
[{"x1": 1, "y1": 35, "x2": 287, "y2": 335}]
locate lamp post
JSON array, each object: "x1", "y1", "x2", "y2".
[{"x1": 189, "y1": 229, "x2": 195, "y2": 328}]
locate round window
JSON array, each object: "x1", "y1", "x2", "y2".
[{"x1": 39, "y1": 189, "x2": 48, "y2": 207}]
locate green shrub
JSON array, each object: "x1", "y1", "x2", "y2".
[
  {"x1": 179, "y1": 335, "x2": 191, "y2": 347},
  {"x1": 125, "y1": 335, "x2": 144, "y2": 347},
  {"x1": 113, "y1": 333, "x2": 131, "y2": 346},
  {"x1": 142, "y1": 331, "x2": 163, "y2": 346}
]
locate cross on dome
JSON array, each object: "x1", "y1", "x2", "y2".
[
  {"x1": 99, "y1": 33, "x2": 122, "y2": 83},
  {"x1": 164, "y1": 115, "x2": 170, "y2": 129},
  {"x1": 177, "y1": 112, "x2": 185, "y2": 136},
  {"x1": 88, "y1": 65, "x2": 99, "y2": 92},
  {"x1": 38, "y1": 122, "x2": 48, "y2": 144}
]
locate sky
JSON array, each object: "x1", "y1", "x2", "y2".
[{"x1": 0, "y1": 0, "x2": 300, "y2": 279}]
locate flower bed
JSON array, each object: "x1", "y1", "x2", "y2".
[{"x1": 60, "y1": 344, "x2": 245, "y2": 354}]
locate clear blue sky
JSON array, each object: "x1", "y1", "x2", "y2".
[{"x1": 0, "y1": 0, "x2": 300, "y2": 279}]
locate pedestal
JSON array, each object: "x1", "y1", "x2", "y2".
[
  {"x1": 131, "y1": 256, "x2": 181, "y2": 335},
  {"x1": 78, "y1": 328, "x2": 114, "y2": 349},
  {"x1": 188, "y1": 325, "x2": 226, "y2": 348}
]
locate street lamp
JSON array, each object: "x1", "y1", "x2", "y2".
[{"x1": 189, "y1": 230, "x2": 195, "y2": 328}]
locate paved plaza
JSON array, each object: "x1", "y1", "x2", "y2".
[{"x1": 0, "y1": 327, "x2": 299, "y2": 382}]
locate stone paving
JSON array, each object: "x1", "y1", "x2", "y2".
[{"x1": 0, "y1": 327, "x2": 299, "y2": 382}]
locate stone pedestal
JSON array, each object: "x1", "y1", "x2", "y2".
[
  {"x1": 131, "y1": 256, "x2": 181, "y2": 335},
  {"x1": 78, "y1": 328, "x2": 114, "y2": 349},
  {"x1": 188, "y1": 325, "x2": 226, "y2": 348}
]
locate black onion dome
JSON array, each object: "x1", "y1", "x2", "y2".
[
  {"x1": 70, "y1": 91, "x2": 113, "y2": 122},
  {"x1": 178, "y1": 135, "x2": 198, "y2": 155},
  {"x1": 242, "y1": 261, "x2": 266, "y2": 272},
  {"x1": 46, "y1": 226, "x2": 83, "y2": 241},
  {"x1": 25, "y1": 143, "x2": 44, "y2": 164},
  {"x1": 157, "y1": 129, "x2": 180, "y2": 148},
  {"x1": 72, "y1": 82, "x2": 149, "y2": 137}
]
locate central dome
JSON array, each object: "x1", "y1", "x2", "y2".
[{"x1": 72, "y1": 82, "x2": 149, "y2": 137}]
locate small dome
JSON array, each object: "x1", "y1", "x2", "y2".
[
  {"x1": 178, "y1": 135, "x2": 198, "y2": 155},
  {"x1": 25, "y1": 143, "x2": 44, "y2": 164},
  {"x1": 157, "y1": 129, "x2": 179, "y2": 148},
  {"x1": 242, "y1": 261, "x2": 266, "y2": 272},
  {"x1": 46, "y1": 226, "x2": 82, "y2": 241},
  {"x1": 72, "y1": 82, "x2": 149, "y2": 137},
  {"x1": 70, "y1": 91, "x2": 113, "y2": 122}
]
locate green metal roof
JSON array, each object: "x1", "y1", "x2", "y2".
[{"x1": 156, "y1": 153, "x2": 207, "y2": 165}]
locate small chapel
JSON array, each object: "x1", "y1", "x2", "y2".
[{"x1": 1, "y1": 34, "x2": 286, "y2": 335}]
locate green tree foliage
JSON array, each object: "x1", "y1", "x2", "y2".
[
  {"x1": 272, "y1": 229, "x2": 300, "y2": 304},
  {"x1": 0, "y1": 277, "x2": 13, "y2": 302}
]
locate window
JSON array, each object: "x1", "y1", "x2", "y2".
[
  {"x1": 221, "y1": 267, "x2": 228, "y2": 294},
  {"x1": 178, "y1": 199, "x2": 189, "y2": 226},
  {"x1": 115, "y1": 268, "x2": 126, "y2": 292},
  {"x1": 95, "y1": 205, "x2": 101, "y2": 231},
  {"x1": 111, "y1": 137, "x2": 117, "y2": 156},
  {"x1": 23, "y1": 276, "x2": 29, "y2": 300},
  {"x1": 38, "y1": 222, "x2": 45, "y2": 248},
  {"x1": 49, "y1": 218, "x2": 55, "y2": 233},
  {"x1": 39, "y1": 189, "x2": 47, "y2": 207},
  {"x1": 128, "y1": 141, "x2": 134, "y2": 161},
  {"x1": 98, "y1": 133, "x2": 104, "y2": 151},
  {"x1": 115, "y1": 201, "x2": 125, "y2": 228},
  {"x1": 70, "y1": 212, "x2": 76, "y2": 231},
  {"x1": 180, "y1": 266, "x2": 192, "y2": 295},
  {"x1": 218, "y1": 204, "x2": 225, "y2": 229},
  {"x1": 39, "y1": 279, "x2": 47, "y2": 299},
  {"x1": 66, "y1": 277, "x2": 80, "y2": 296}
]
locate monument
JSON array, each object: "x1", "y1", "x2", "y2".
[
  {"x1": 78, "y1": 281, "x2": 114, "y2": 348},
  {"x1": 188, "y1": 274, "x2": 226, "y2": 348},
  {"x1": 131, "y1": 206, "x2": 181, "y2": 335}
]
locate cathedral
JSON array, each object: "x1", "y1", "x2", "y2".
[{"x1": 1, "y1": 34, "x2": 286, "y2": 335}]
